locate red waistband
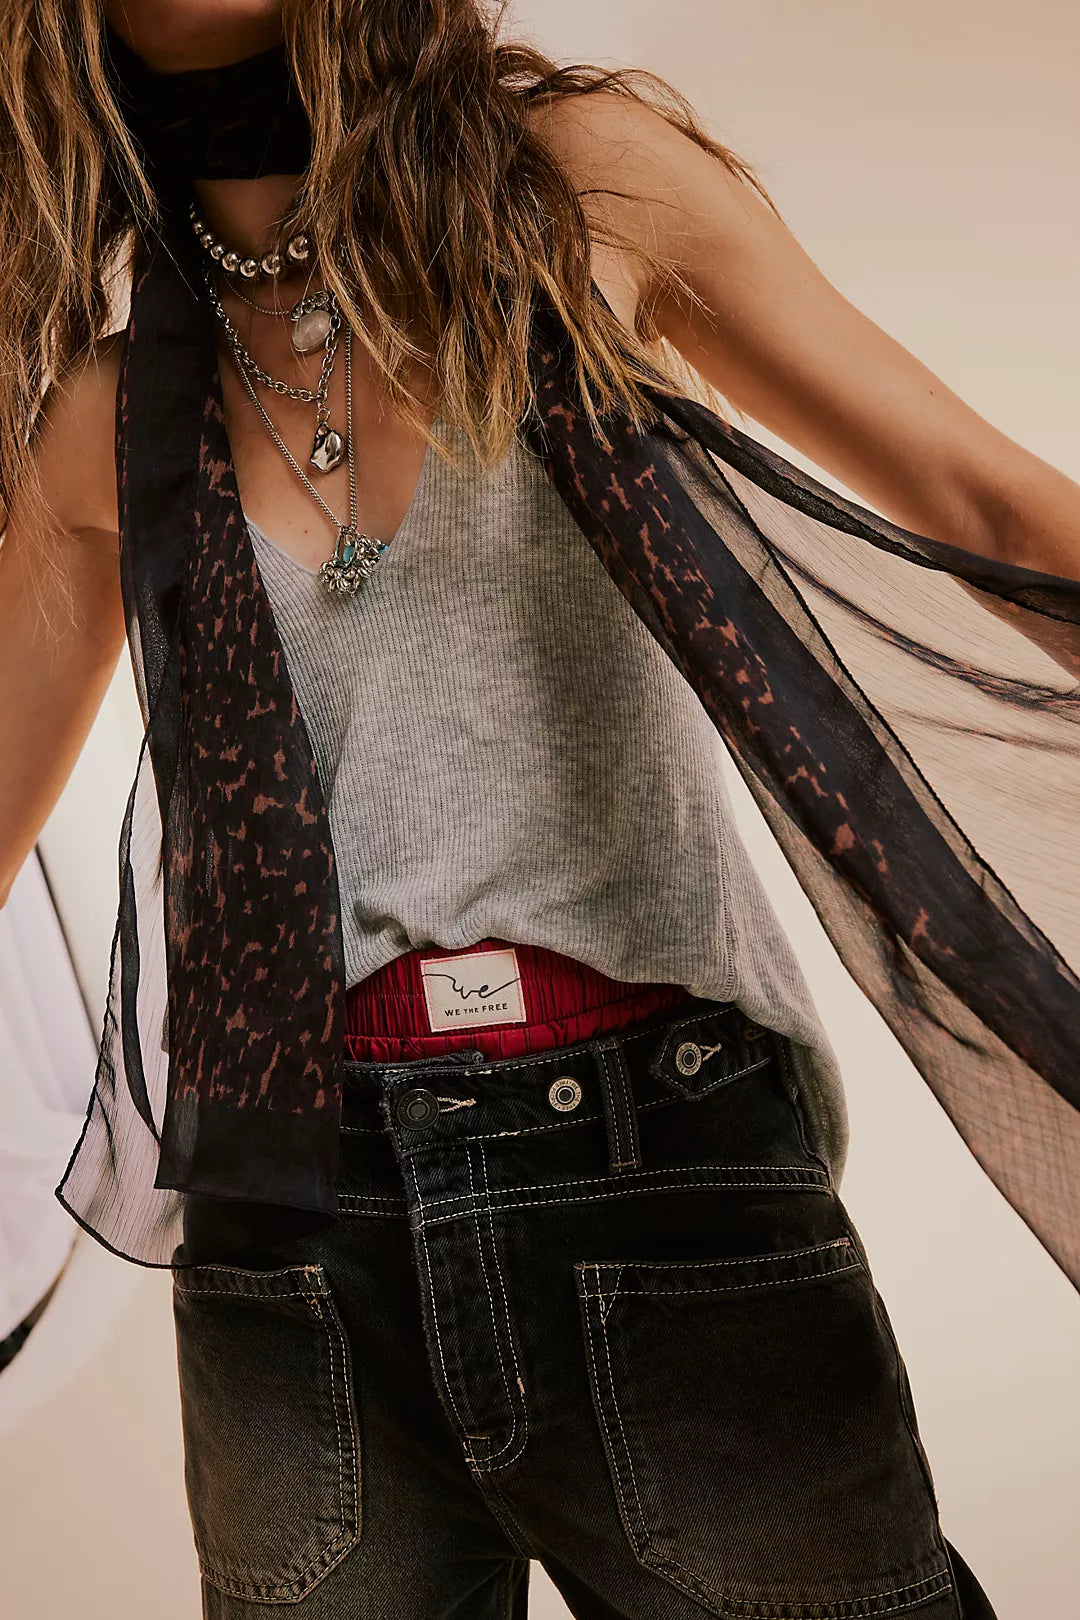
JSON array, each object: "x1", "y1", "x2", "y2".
[{"x1": 343, "y1": 938, "x2": 697, "y2": 1062}]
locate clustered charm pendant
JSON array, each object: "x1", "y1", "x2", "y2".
[{"x1": 320, "y1": 524, "x2": 389, "y2": 597}]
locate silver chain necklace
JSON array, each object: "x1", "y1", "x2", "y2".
[
  {"x1": 225, "y1": 318, "x2": 389, "y2": 597},
  {"x1": 224, "y1": 281, "x2": 340, "y2": 357},
  {"x1": 203, "y1": 269, "x2": 347, "y2": 473}
]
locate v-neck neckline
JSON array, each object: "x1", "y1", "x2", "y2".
[{"x1": 244, "y1": 419, "x2": 441, "y2": 579}]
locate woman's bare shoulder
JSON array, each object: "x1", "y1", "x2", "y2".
[
  {"x1": 32, "y1": 329, "x2": 126, "y2": 546},
  {"x1": 522, "y1": 89, "x2": 685, "y2": 332},
  {"x1": 521, "y1": 87, "x2": 754, "y2": 334}
]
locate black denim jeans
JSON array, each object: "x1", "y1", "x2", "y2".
[{"x1": 172, "y1": 998, "x2": 999, "y2": 1619}]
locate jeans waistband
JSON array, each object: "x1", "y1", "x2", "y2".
[{"x1": 342, "y1": 999, "x2": 781, "y2": 1179}]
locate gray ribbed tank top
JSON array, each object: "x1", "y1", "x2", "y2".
[{"x1": 245, "y1": 419, "x2": 850, "y2": 1183}]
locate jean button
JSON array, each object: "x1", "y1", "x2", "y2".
[
  {"x1": 675, "y1": 1041, "x2": 703, "y2": 1076},
  {"x1": 396, "y1": 1088, "x2": 440, "y2": 1128},
  {"x1": 549, "y1": 1077, "x2": 583, "y2": 1112}
]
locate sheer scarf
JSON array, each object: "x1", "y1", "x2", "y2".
[{"x1": 58, "y1": 30, "x2": 1080, "y2": 1286}]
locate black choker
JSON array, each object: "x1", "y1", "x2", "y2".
[{"x1": 103, "y1": 22, "x2": 313, "y2": 182}]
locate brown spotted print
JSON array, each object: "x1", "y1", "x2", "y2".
[{"x1": 57, "y1": 230, "x2": 1080, "y2": 1284}]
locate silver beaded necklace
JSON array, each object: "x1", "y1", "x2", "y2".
[{"x1": 189, "y1": 199, "x2": 311, "y2": 283}]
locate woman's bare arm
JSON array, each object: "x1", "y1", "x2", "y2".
[
  {"x1": 535, "y1": 91, "x2": 1080, "y2": 583},
  {"x1": 0, "y1": 336, "x2": 126, "y2": 907}
]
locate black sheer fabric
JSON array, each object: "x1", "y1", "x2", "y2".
[
  {"x1": 520, "y1": 362, "x2": 1080, "y2": 1286},
  {"x1": 56, "y1": 35, "x2": 1080, "y2": 1285}
]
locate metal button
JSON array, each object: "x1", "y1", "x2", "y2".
[
  {"x1": 396, "y1": 1088, "x2": 440, "y2": 1128},
  {"x1": 675, "y1": 1041, "x2": 703, "y2": 1076},
  {"x1": 548, "y1": 1076, "x2": 582, "y2": 1112}
]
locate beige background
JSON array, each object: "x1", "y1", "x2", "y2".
[{"x1": 2, "y1": 2, "x2": 1078, "y2": 1615}]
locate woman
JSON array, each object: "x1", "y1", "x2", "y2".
[{"x1": 1, "y1": 1, "x2": 1076, "y2": 1614}]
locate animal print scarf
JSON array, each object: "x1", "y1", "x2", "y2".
[{"x1": 59, "y1": 26, "x2": 1080, "y2": 1288}]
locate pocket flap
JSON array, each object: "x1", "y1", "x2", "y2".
[{"x1": 647, "y1": 1007, "x2": 776, "y2": 1099}]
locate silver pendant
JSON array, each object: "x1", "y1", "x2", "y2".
[
  {"x1": 291, "y1": 308, "x2": 333, "y2": 354},
  {"x1": 310, "y1": 425, "x2": 346, "y2": 473},
  {"x1": 319, "y1": 527, "x2": 387, "y2": 596}
]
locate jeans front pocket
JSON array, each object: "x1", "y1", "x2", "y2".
[
  {"x1": 172, "y1": 1262, "x2": 361, "y2": 1603},
  {"x1": 576, "y1": 1238, "x2": 954, "y2": 1618}
]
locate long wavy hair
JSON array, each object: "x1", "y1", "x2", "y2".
[{"x1": 0, "y1": 0, "x2": 774, "y2": 569}]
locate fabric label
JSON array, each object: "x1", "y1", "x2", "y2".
[{"x1": 419, "y1": 946, "x2": 527, "y2": 1032}]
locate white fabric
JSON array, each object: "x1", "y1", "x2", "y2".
[{"x1": 0, "y1": 853, "x2": 97, "y2": 1340}]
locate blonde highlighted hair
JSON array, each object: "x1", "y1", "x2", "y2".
[{"x1": 0, "y1": 0, "x2": 772, "y2": 555}]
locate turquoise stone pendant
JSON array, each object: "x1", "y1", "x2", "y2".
[{"x1": 319, "y1": 525, "x2": 388, "y2": 596}]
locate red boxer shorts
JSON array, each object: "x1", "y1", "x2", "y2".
[{"x1": 343, "y1": 937, "x2": 698, "y2": 1062}]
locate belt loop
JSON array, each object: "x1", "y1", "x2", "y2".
[{"x1": 589, "y1": 1036, "x2": 642, "y2": 1176}]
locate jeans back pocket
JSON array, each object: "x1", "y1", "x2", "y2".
[
  {"x1": 576, "y1": 1238, "x2": 954, "y2": 1618},
  {"x1": 172, "y1": 1261, "x2": 361, "y2": 1602}
]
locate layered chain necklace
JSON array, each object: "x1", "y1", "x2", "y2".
[{"x1": 192, "y1": 204, "x2": 387, "y2": 595}]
